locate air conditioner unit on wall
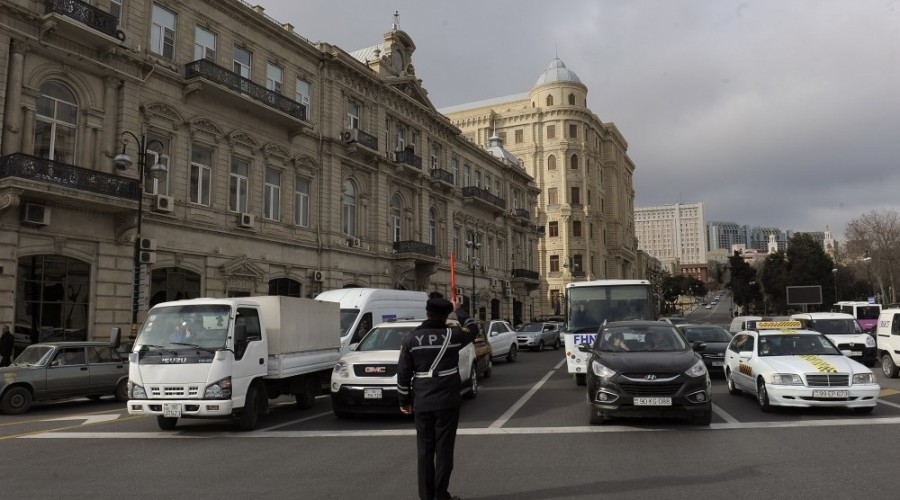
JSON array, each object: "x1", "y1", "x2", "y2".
[
  {"x1": 139, "y1": 238, "x2": 157, "y2": 251},
  {"x1": 340, "y1": 129, "x2": 358, "y2": 143},
  {"x1": 139, "y1": 251, "x2": 157, "y2": 264},
  {"x1": 154, "y1": 194, "x2": 174, "y2": 213},
  {"x1": 239, "y1": 213, "x2": 255, "y2": 228},
  {"x1": 312, "y1": 270, "x2": 324, "y2": 282},
  {"x1": 347, "y1": 237, "x2": 361, "y2": 248},
  {"x1": 22, "y1": 203, "x2": 50, "y2": 226}
]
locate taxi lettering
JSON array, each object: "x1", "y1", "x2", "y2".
[
  {"x1": 572, "y1": 334, "x2": 596, "y2": 346},
  {"x1": 738, "y1": 363, "x2": 753, "y2": 376}
]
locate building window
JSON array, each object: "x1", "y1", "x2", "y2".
[
  {"x1": 463, "y1": 164, "x2": 471, "y2": 186},
  {"x1": 450, "y1": 157, "x2": 459, "y2": 185},
  {"x1": 429, "y1": 208, "x2": 438, "y2": 246},
  {"x1": 430, "y1": 143, "x2": 441, "y2": 169},
  {"x1": 229, "y1": 157, "x2": 250, "y2": 213},
  {"x1": 487, "y1": 238, "x2": 494, "y2": 268},
  {"x1": 453, "y1": 226, "x2": 460, "y2": 258},
  {"x1": 550, "y1": 255, "x2": 560, "y2": 272},
  {"x1": 347, "y1": 101, "x2": 360, "y2": 129},
  {"x1": 570, "y1": 154, "x2": 578, "y2": 169},
  {"x1": 264, "y1": 168, "x2": 281, "y2": 221},
  {"x1": 111, "y1": 0, "x2": 123, "y2": 24},
  {"x1": 515, "y1": 129, "x2": 523, "y2": 143},
  {"x1": 549, "y1": 221, "x2": 559, "y2": 237},
  {"x1": 475, "y1": 171, "x2": 482, "y2": 188},
  {"x1": 295, "y1": 79, "x2": 311, "y2": 118},
  {"x1": 548, "y1": 187, "x2": 558, "y2": 205},
  {"x1": 395, "y1": 124, "x2": 406, "y2": 151},
  {"x1": 571, "y1": 187, "x2": 581, "y2": 205},
  {"x1": 33, "y1": 81, "x2": 78, "y2": 164},
  {"x1": 546, "y1": 95, "x2": 554, "y2": 106},
  {"x1": 189, "y1": 144, "x2": 212, "y2": 206},
  {"x1": 569, "y1": 124, "x2": 577, "y2": 139},
  {"x1": 573, "y1": 254, "x2": 583, "y2": 273},
  {"x1": 548, "y1": 155, "x2": 556, "y2": 170},
  {"x1": 151, "y1": 4, "x2": 176, "y2": 59},
  {"x1": 497, "y1": 241, "x2": 503, "y2": 270},
  {"x1": 269, "y1": 278, "x2": 301, "y2": 297},
  {"x1": 194, "y1": 26, "x2": 216, "y2": 61},
  {"x1": 547, "y1": 125, "x2": 555, "y2": 139},
  {"x1": 573, "y1": 220, "x2": 582, "y2": 238},
  {"x1": 294, "y1": 177, "x2": 309, "y2": 227},
  {"x1": 266, "y1": 62, "x2": 283, "y2": 93},
  {"x1": 390, "y1": 194, "x2": 401, "y2": 242},
  {"x1": 568, "y1": 93, "x2": 576, "y2": 105},
  {"x1": 144, "y1": 134, "x2": 170, "y2": 196},
  {"x1": 233, "y1": 45, "x2": 251, "y2": 78},
  {"x1": 342, "y1": 180, "x2": 357, "y2": 236}
]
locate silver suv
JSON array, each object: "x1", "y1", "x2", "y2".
[{"x1": 516, "y1": 322, "x2": 562, "y2": 351}]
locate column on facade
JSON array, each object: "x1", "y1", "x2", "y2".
[
  {"x1": 102, "y1": 77, "x2": 119, "y2": 171},
  {"x1": 2, "y1": 40, "x2": 26, "y2": 155},
  {"x1": 20, "y1": 105, "x2": 35, "y2": 154}
]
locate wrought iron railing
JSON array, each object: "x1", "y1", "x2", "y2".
[
  {"x1": 0, "y1": 153, "x2": 139, "y2": 199},
  {"x1": 393, "y1": 240, "x2": 436, "y2": 257},
  {"x1": 354, "y1": 129, "x2": 379, "y2": 151},
  {"x1": 513, "y1": 208, "x2": 530, "y2": 220},
  {"x1": 430, "y1": 168, "x2": 454, "y2": 185},
  {"x1": 184, "y1": 59, "x2": 307, "y2": 121},
  {"x1": 462, "y1": 186, "x2": 506, "y2": 210},
  {"x1": 393, "y1": 150, "x2": 422, "y2": 169},
  {"x1": 511, "y1": 268, "x2": 540, "y2": 280},
  {"x1": 44, "y1": 0, "x2": 122, "y2": 40}
]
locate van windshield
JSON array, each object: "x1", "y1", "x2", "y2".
[{"x1": 340, "y1": 309, "x2": 360, "y2": 336}]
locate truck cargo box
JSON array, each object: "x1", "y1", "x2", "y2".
[{"x1": 249, "y1": 296, "x2": 341, "y2": 355}]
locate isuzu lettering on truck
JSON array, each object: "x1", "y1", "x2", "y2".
[{"x1": 127, "y1": 296, "x2": 341, "y2": 430}]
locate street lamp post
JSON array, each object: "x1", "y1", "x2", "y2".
[
  {"x1": 465, "y1": 237, "x2": 482, "y2": 319},
  {"x1": 832, "y1": 267, "x2": 839, "y2": 302},
  {"x1": 863, "y1": 251, "x2": 874, "y2": 300},
  {"x1": 113, "y1": 132, "x2": 168, "y2": 338}
]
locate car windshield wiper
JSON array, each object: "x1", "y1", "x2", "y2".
[{"x1": 169, "y1": 342, "x2": 217, "y2": 355}]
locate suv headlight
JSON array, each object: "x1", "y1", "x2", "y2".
[
  {"x1": 853, "y1": 373, "x2": 875, "y2": 384},
  {"x1": 333, "y1": 361, "x2": 349, "y2": 378},
  {"x1": 685, "y1": 359, "x2": 708, "y2": 378},
  {"x1": 204, "y1": 377, "x2": 232, "y2": 399},
  {"x1": 128, "y1": 380, "x2": 146, "y2": 399},
  {"x1": 591, "y1": 359, "x2": 616, "y2": 378},
  {"x1": 772, "y1": 373, "x2": 803, "y2": 385},
  {"x1": 865, "y1": 336, "x2": 876, "y2": 348}
]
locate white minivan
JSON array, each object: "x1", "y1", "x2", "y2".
[
  {"x1": 316, "y1": 288, "x2": 428, "y2": 350},
  {"x1": 875, "y1": 308, "x2": 900, "y2": 377}
]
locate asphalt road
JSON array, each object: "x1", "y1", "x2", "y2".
[{"x1": 4, "y1": 332, "x2": 900, "y2": 499}]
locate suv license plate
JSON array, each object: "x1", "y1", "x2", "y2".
[
  {"x1": 163, "y1": 403, "x2": 181, "y2": 418},
  {"x1": 813, "y1": 390, "x2": 849, "y2": 398},
  {"x1": 634, "y1": 397, "x2": 672, "y2": 406},
  {"x1": 364, "y1": 388, "x2": 383, "y2": 399}
]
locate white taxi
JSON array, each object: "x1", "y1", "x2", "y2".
[
  {"x1": 330, "y1": 319, "x2": 481, "y2": 417},
  {"x1": 724, "y1": 321, "x2": 880, "y2": 413}
]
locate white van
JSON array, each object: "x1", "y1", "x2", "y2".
[
  {"x1": 790, "y1": 312, "x2": 876, "y2": 367},
  {"x1": 315, "y1": 288, "x2": 428, "y2": 349},
  {"x1": 729, "y1": 315, "x2": 762, "y2": 334},
  {"x1": 875, "y1": 308, "x2": 900, "y2": 377}
]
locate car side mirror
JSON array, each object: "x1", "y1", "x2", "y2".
[
  {"x1": 692, "y1": 342, "x2": 707, "y2": 352},
  {"x1": 738, "y1": 351, "x2": 752, "y2": 361},
  {"x1": 51, "y1": 359, "x2": 60, "y2": 367},
  {"x1": 577, "y1": 343, "x2": 591, "y2": 353}
]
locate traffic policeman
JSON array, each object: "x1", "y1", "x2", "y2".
[{"x1": 397, "y1": 296, "x2": 479, "y2": 500}]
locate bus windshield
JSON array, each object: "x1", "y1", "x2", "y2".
[{"x1": 567, "y1": 284, "x2": 654, "y2": 332}]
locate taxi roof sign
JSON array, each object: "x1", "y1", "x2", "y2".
[{"x1": 749, "y1": 320, "x2": 802, "y2": 330}]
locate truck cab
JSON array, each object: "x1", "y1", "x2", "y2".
[{"x1": 876, "y1": 308, "x2": 900, "y2": 377}]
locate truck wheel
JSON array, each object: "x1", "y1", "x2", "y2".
[
  {"x1": 506, "y1": 344, "x2": 518, "y2": 362},
  {"x1": 575, "y1": 374, "x2": 586, "y2": 386},
  {"x1": 535, "y1": 340, "x2": 545, "y2": 352},
  {"x1": 238, "y1": 385, "x2": 261, "y2": 431},
  {"x1": 156, "y1": 416, "x2": 177, "y2": 430},
  {"x1": 295, "y1": 377, "x2": 317, "y2": 409},
  {"x1": 114, "y1": 380, "x2": 129, "y2": 402},
  {"x1": 882, "y1": 354, "x2": 900, "y2": 379},
  {"x1": 463, "y1": 365, "x2": 478, "y2": 400},
  {"x1": 1, "y1": 386, "x2": 33, "y2": 415}
]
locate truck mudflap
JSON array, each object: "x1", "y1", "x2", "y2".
[{"x1": 127, "y1": 399, "x2": 235, "y2": 419}]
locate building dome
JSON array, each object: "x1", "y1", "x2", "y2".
[{"x1": 533, "y1": 58, "x2": 582, "y2": 87}]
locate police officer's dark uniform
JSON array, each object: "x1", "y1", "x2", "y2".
[{"x1": 397, "y1": 298, "x2": 479, "y2": 500}]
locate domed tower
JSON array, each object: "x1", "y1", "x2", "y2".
[{"x1": 529, "y1": 58, "x2": 588, "y2": 109}]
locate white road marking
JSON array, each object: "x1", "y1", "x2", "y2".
[
  {"x1": 876, "y1": 398, "x2": 900, "y2": 410},
  {"x1": 711, "y1": 403, "x2": 739, "y2": 424},
  {"x1": 259, "y1": 411, "x2": 333, "y2": 431},
  {"x1": 489, "y1": 368, "x2": 556, "y2": 428},
  {"x1": 43, "y1": 414, "x2": 121, "y2": 425}
]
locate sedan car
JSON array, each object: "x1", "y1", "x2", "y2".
[
  {"x1": 330, "y1": 319, "x2": 491, "y2": 417},
  {"x1": 580, "y1": 321, "x2": 712, "y2": 425},
  {"x1": 724, "y1": 321, "x2": 879, "y2": 413},
  {"x1": 678, "y1": 324, "x2": 733, "y2": 374},
  {"x1": 0, "y1": 341, "x2": 129, "y2": 414},
  {"x1": 516, "y1": 321, "x2": 561, "y2": 351},
  {"x1": 484, "y1": 320, "x2": 518, "y2": 362}
]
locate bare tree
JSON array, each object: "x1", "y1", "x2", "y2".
[{"x1": 845, "y1": 209, "x2": 900, "y2": 304}]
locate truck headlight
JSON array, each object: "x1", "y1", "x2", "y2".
[
  {"x1": 333, "y1": 361, "x2": 349, "y2": 378},
  {"x1": 591, "y1": 359, "x2": 616, "y2": 378},
  {"x1": 853, "y1": 373, "x2": 875, "y2": 384},
  {"x1": 204, "y1": 377, "x2": 232, "y2": 399},
  {"x1": 865, "y1": 336, "x2": 876, "y2": 348},
  {"x1": 128, "y1": 380, "x2": 146, "y2": 399},
  {"x1": 685, "y1": 359, "x2": 708, "y2": 378},
  {"x1": 772, "y1": 373, "x2": 803, "y2": 385}
]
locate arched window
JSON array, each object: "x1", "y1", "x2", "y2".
[
  {"x1": 34, "y1": 81, "x2": 78, "y2": 164},
  {"x1": 546, "y1": 94, "x2": 554, "y2": 106},
  {"x1": 342, "y1": 180, "x2": 357, "y2": 236},
  {"x1": 568, "y1": 93, "x2": 576, "y2": 105},
  {"x1": 428, "y1": 207, "x2": 438, "y2": 246},
  {"x1": 548, "y1": 155, "x2": 556, "y2": 170},
  {"x1": 269, "y1": 278, "x2": 301, "y2": 297},
  {"x1": 570, "y1": 154, "x2": 578, "y2": 170},
  {"x1": 149, "y1": 267, "x2": 202, "y2": 306},
  {"x1": 390, "y1": 194, "x2": 402, "y2": 242}
]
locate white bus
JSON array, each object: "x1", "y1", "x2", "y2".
[
  {"x1": 834, "y1": 301, "x2": 881, "y2": 332},
  {"x1": 562, "y1": 279, "x2": 656, "y2": 385}
]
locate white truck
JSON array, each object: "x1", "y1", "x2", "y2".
[{"x1": 126, "y1": 296, "x2": 341, "y2": 430}]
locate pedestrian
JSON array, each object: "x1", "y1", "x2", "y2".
[
  {"x1": 0, "y1": 325, "x2": 14, "y2": 367},
  {"x1": 397, "y1": 296, "x2": 479, "y2": 500}
]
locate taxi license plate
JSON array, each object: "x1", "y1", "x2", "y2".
[
  {"x1": 363, "y1": 388, "x2": 383, "y2": 400},
  {"x1": 634, "y1": 397, "x2": 672, "y2": 406},
  {"x1": 712, "y1": 361, "x2": 724, "y2": 367},
  {"x1": 163, "y1": 403, "x2": 181, "y2": 418},
  {"x1": 850, "y1": 351, "x2": 862, "y2": 356},
  {"x1": 813, "y1": 390, "x2": 849, "y2": 398}
]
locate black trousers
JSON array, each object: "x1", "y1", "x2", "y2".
[{"x1": 414, "y1": 406, "x2": 461, "y2": 500}]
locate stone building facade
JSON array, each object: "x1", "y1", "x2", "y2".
[
  {"x1": 443, "y1": 59, "x2": 639, "y2": 318},
  {"x1": 0, "y1": 0, "x2": 540, "y2": 343},
  {"x1": 634, "y1": 202, "x2": 707, "y2": 272}
]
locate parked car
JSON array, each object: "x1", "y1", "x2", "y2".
[
  {"x1": 677, "y1": 324, "x2": 733, "y2": 374},
  {"x1": 660, "y1": 317, "x2": 688, "y2": 326},
  {"x1": 0, "y1": 338, "x2": 128, "y2": 415},
  {"x1": 516, "y1": 322, "x2": 561, "y2": 351},
  {"x1": 484, "y1": 320, "x2": 518, "y2": 362},
  {"x1": 581, "y1": 321, "x2": 712, "y2": 425},
  {"x1": 330, "y1": 319, "x2": 490, "y2": 417},
  {"x1": 790, "y1": 312, "x2": 877, "y2": 367}
]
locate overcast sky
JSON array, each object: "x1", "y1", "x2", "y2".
[{"x1": 259, "y1": 0, "x2": 900, "y2": 240}]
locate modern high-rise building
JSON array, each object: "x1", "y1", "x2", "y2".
[
  {"x1": 443, "y1": 59, "x2": 639, "y2": 318},
  {"x1": 634, "y1": 202, "x2": 707, "y2": 271}
]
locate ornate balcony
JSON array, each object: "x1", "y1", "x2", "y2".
[
  {"x1": 184, "y1": 59, "x2": 308, "y2": 130},
  {"x1": 393, "y1": 240, "x2": 436, "y2": 258},
  {"x1": 393, "y1": 150, "x2": 422, "y2": 170},
  {"x1": 462, "y1": 186, "x2": 506, "y2": 213},
  {"x1": 429, "y1": 168, "x2": 455, "y2": 187},
  {"x1": 42, "y1": 0, "x2": 125, "y2": 47},
  {"x1": 511, "y1": 268, "x2": 540, "y2": 281},
  {"x1": 513, "y1": 208, "x2": 531, "y2": 221}
]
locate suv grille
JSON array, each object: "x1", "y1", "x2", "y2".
[
  {"x1": 353, "y1": 364, "x2": 398, "y2": 377},
  {"x1": 806, "y1": 374, "x2": 849, "y2": 387},
  {"x1": 619, "y1": 382, "x2": 683, "y2": 396}
]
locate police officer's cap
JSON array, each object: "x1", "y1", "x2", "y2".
[{"x1": 426, "y1": 297, "x2": 453, "y2": 317}]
